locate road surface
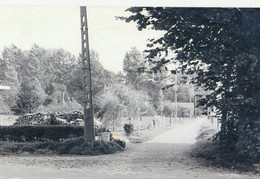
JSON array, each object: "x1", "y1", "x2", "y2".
[{"x1": 0, "y1": 118, "x2": 258, "y2": 179}]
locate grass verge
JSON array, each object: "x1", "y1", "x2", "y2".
[{"x1": 191, "y1": 125, "x2": 260, "y2": 174}]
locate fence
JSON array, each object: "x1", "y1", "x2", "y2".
[{"x1": 106, "y1": 115, "x2": 195, "y2": 132}]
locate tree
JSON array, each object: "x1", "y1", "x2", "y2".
[
  {"x1": 11, "y1": 81, "x2": 41, "y2": 115},
  {"x1": 123, "y1": 47, "x2": 145, "y2": 89},
  {"x1": 0, "y1": 46, "x2": 24, "y2": 106},
  {"x1": 1, "y1": 45, "x2": 82, "y2": 115},
  {"x1": 122, "y1": 47, "x2": 170, "y2": 114},
  {"x1": 123, "y1": 8, "x2": 260, "y2": 157},
  {"x1": 96, "y1": 84, "x2": 155, "y2": 128},
  {"x1": 10, "y1": 45, "x2": 46, "y2": 115},
  {"x1": 67, "y1": 50, "x2": 115, "y2": 112},
  {"x1": 41, "y1": 48, "x2": 77, "y2": 104}
]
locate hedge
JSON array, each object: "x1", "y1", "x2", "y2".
[{"x1": 0, "y1": 126, "x2": 85, "y2": 142}]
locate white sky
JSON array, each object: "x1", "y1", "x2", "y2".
[
  {"x1": 0, "y1": 1, "x2": 259, "y2": 72},
  {"x1": 0, "y1": 6, "x2": 164, "y2": 73}
]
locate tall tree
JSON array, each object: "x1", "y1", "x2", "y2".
[
  {"x1": 67, "y1": 50, "x2": 115, "y2": 111},
  {"x1": 123, "y1": 47, "x2": 169, "y2": 114},
  {"x1": 123, "y1": 47, "x2": 145, "y2": 89},
  {"x1": 123, "y1": 8, "x2": 260, "y2": 157},
  {"x1": 96, "y1": 83, "x2": 155, "y2": 127},
  {"x1": 0, "y1": 45, "x2": 23, "y2": 109},
  {"x1": 11, "y1": 81, "x2": 41, "y2": 115}
]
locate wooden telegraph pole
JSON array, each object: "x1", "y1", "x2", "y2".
[
  {"x1": 174, "y1": 63, "x2": 178, "y2": 121},
  {"x1": 80, "y1": 7, "x2": 95, "y2": 147}
]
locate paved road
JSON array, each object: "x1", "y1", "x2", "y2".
[{"x1": 0, "y1": 119, "x2": 258, "y2": 179}]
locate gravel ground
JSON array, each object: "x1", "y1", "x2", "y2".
[
  {"x1": 0, "y1": 143, "x2": 258, "y2": 179},
  {"x1": 0, "y1": 118, "x2": 259, "y2": 179}
]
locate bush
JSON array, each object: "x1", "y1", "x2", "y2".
[
  {"x1": 191, "y1": 140, "x2": 259, "y2": 173},
  {"x1": 0, "y1": 138, "x2": 123, "y2": 155},
  {"x1": 0, "y1": 126, "x2": 84, "y2": 142},
  {"x1": 124, "y1": 123, "x2": 134, "y2": 136},
  {"x1": 37, "y1": 100, "x2": 82, "y2": 114}
]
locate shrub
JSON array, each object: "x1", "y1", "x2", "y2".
[
  {"x1": 0, "y1": 126, "x2": 84, "y2": 142},
  {"x1": 0, "y1": 138, "x2": 123, "y2": 155},
  {"x1": 37, "y1": 100, "x2": 82, "y2": 114},
  {"x1": 124, "y1": 123, "x2": 134, "y2": 136}
]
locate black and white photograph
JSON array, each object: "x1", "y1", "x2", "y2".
[{"x1": 0, "y1": 0, "x2": 259, "y2": 178}]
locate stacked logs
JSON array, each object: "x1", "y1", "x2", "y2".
[{"x1": 14, "y1": 111, "x2": 84, "y2": 126}]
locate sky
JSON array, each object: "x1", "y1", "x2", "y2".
[
  {"x1": 0, "y1": 0, "x2": 258, "y2": 73},
  {"x1": 0, "y1": 6, "x2": 163, "y2": 73}
]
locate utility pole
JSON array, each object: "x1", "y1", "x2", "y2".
[
  {"x1": 188, "y1": 76, "x2": 193, "y2": 118},
  {"x1": 80, "y1": 6, "x2": 95, "y2": 147},
  {"x1": 193, "y1": 84, "x2": 196, "y2": 118},
  {"x1": 193, "y1": 94, "x2": 202, "y2": 118},
  {"x1": 174, "y1": 63, "x2": 178, "y2": 120}
]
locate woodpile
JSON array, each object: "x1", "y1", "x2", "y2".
[
  {"x1": 14, "y1": 111, "x2": 84, "y2": 126},
  {"x1": 14, "y1": 113, "x2": 52, "y2": 126},
  {"x1": 14, "y1": 111, "x2": 103, "y2": 130}
]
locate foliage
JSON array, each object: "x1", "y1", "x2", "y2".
[
  {"x1": 122, "y1": 48, "x2": 166, "y2": 112},
  {"x1": 66, "y1": 50, "x2": 115, "y2": 111},
  {"x1": 0, "y1": 125, "x2": 84, "y2": 142},
  {"x1": 0, "y1": 45, "x2": 115, "y2": 116},
  {"x1": 11, "y1": 81, "x2": 41, "y2": 115},
  {"x1": 0, "y1": 45, "x2": 78, "y2": 115},
  {"x1": 96, "y1": 84, "x2": 155, "y2": 127},
  {"x1": 191, "y1": 140, "x2": 259, "y2": 172},
  {"x1": 122, "y1": 47, "x2": 201, "y2": 117},
  {"x1": 37, "y1": 100, "x2": 82, "y2": 114},
  {"x1": 123, "y1": 47, "x2": 146, "y2": 89},
  {"x1": 123, "y1": 8, "x2": 260, "y2": 157},
  {"x1": 0, "y1": 138, "x2": 123, "y2": 155},
  {"x1": 0, "y1": 45, "x2": 23, "y2": 111}
]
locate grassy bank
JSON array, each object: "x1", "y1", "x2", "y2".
[{"x1": 191, "y1": 125, "x2": 260, "y2": 174}]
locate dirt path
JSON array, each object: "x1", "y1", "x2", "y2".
[
  {"x1": 0, "y1": 143, "x2": 257, "y2": 179},
  {"x1": 0, "y1": 119, "x2": 258, "y2": 179},
  {"x1": 148, "y1": 118, "x2": 206, "y2": 144}
]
